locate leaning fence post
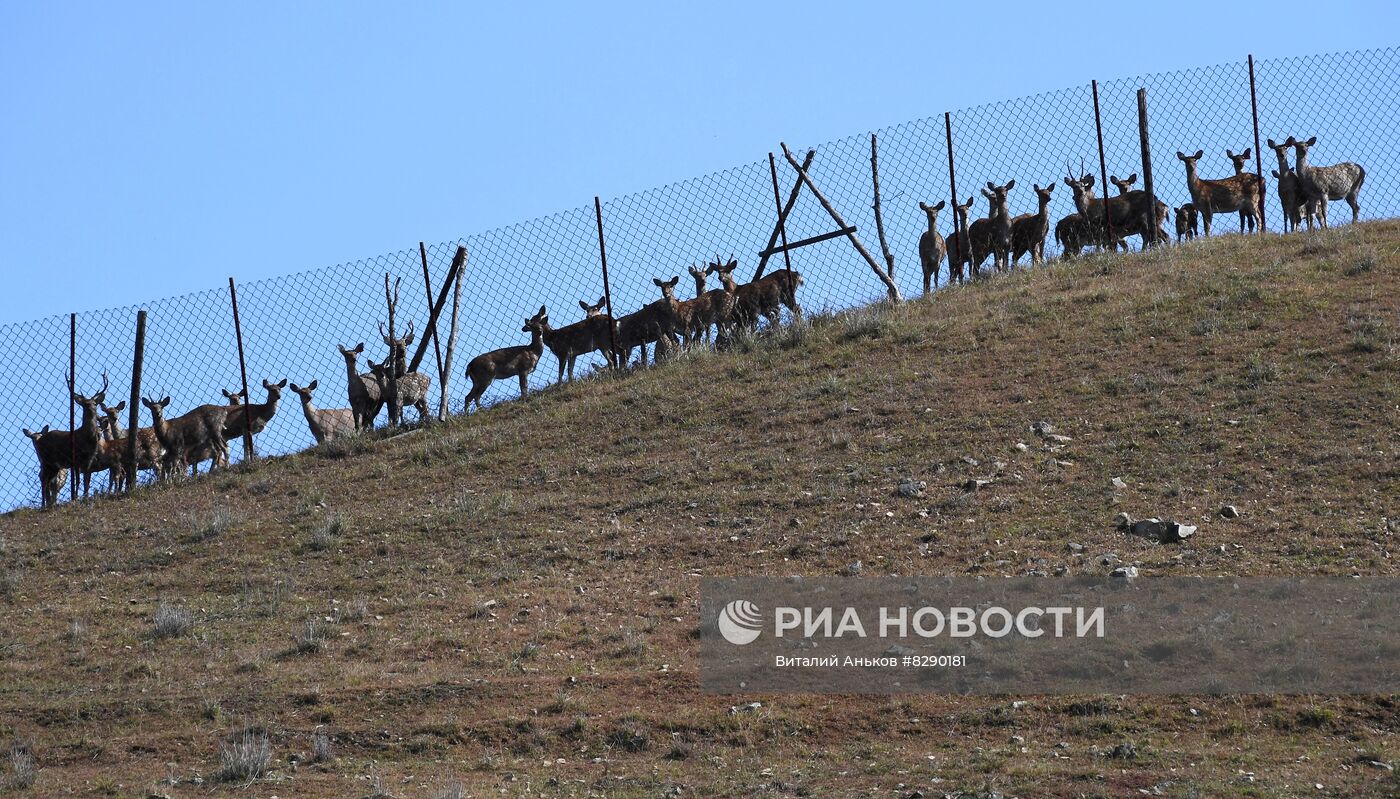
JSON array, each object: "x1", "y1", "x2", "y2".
[
  {"x1": 1137, "y1": 88, "x2": 1157, "y2": 248},
  {"x1": 870, "y1": 133, "x2": 896, "y2": 280},
  {"x1": 1247, "y1": 54, "x2": 1267, "y2": 233},
  {"x1": 767, "y1": 153, "x2": 797, "y2": 308},
  {"x1": 1091, "y1": 79, "x2": 1115, "y2": 248},
  {"x1": 944, "y1": 112, "x2": 966, "y2": 284},
  {"x1": 125, "y1": 310, "x2": 146, "y2": 492},
  {"x1": 418, "y1": 242, "x2": 446, "y2": 396},
  {"x1": 406, "y1": 246, "x2": 465, "y2": 378},
  {"x1": 228, "y1": 278, "x2": 255, "y2": 462},
  {"x1": 594, "y1": 197, "x2": 621, "y2": 370},
  {"x1": 439, "y1": 254, "x2": 466, "y2": 421},
  {"x1": 68, "y1": 312, "x2": 77, "y2": 502}
]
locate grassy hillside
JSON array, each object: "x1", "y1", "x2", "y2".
[{"x1": 2, "y1": 223, "x2": 1398, "y2": 798}]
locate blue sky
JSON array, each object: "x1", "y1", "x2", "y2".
[{"x1": 0, "y1": 1, "x2": 1391, "y2": 324}]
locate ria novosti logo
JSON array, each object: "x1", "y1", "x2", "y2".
[{"x1": 717, "y1": 599, "x2": 763, "y2": 645}]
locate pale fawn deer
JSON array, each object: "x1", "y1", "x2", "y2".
[
  {"x1": 337, "y1": 343, "x2": 384, "y2": 432},
  {"x1": 541, "y1": 296, "x2": 617, "y2": 381},
  {"x1": 1010, "y1": 183, "x2": 1055, "y2": 266},
  {"x1": 946, "y1": 196, "x2": 976, "y2": 281},
  {"x1": 1288, "y1": 136, "x2": 1365, "y2": 229},
  {"x1": 704, "y1": 257, "x2": 742, "y2": 343},
  {"x1": 970, "y1": 180, "x2": 1015, "y2": 272},
  {"x1": 380, "y1": 320, "x2": 433, "y2": 425},
  {"x1": 288, "y1": 381, "x2": 356, "y2": 444},
  {"x1": 1176, "y1": 149, "x2": 1261, "y2": 236},
  {"x1": 463, "y1": 306, "x2": 549, "y2": 410},
  {"x1": 1225, "y1": 148, "x2": 1266, "y2": 233},
  {"x1": 917, "y1": 201, "x2": 947, "y2": 294},
  {"x1": 675, "y1": 267, "x2": 717, "y2": 347},
  {"x1": 1266, "y1": 138, "x2": 1310, "y2": 232},
  {"x1": 141, "y1": 395, "x2": 229, "y2": 479}
]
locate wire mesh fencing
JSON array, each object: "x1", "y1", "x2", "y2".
[{"x1": 2, "y1": 45, "x2": 1397, "y2": 511}]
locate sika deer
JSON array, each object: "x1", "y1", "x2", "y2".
[
  {"x1": 1288, "y1": 136, "x2": 1365, "y2": 229},
  {"x1": 970, "y1": 180, "x2": 1015, "y2": 272},
  {"x1": 1010, "y1": 183, "x2": 1054, "y2": 266},
  {"x1": 1266, "y1": 138, "x2": 1310, "y2": 232},
  {"x1": 704, "y1": 258, "x2": 742, "y2": 343},
  {"x1": 946, "y1": 196, "x2": 976, "y2": 282},
  {"x1": 1176, "y1": 149, "x2": 1261, "y2": 236},
  {"x1": 463, "y1": 306, "x2": 548, "y2": 410},
  {"x1": 1174, "y1": 204, "x2": 1199, "y2": 242},
  {"x1": 222, "y1": 378, "x2": 286, "y2": 442},
  {"x1": 21, "y1": 426, "x2": 67, "y2": 508},
  {"x1": 141, "y1": 396, "x2": 230, "y2": 479},
  {"x1": 338, "y1": 343, "x2": 383, "y2": 431},
  {"x1": 1064, "y1": 165, "x2": 1165, "y2": 250},
  {"x1": 380, "y1": 320, "x2": 433, "y2": 425},
  {"x1": 615, "y1": 277, "x2": 683, "y2": 365},
  {"x1": 542, "y1": 297, "x2": 617, "y2": 381},
  {"x1": 1225, "y1": 148, "x2": 1266, "y2": 233},
  {"x1": 1109, "y1": 173, "x2": 1138, "y2": 195},
  {"x1": 675, "y1": 267, "x2": 716, "y2": 347},
  {"x1": 734, "y1": 267, "x2": 803, "y2": 331},
  {"x1": 917, "y1": 201, "x2": 947, "y2": 294},
  {"x1": 98, "y1": 402, "x2": 162, "y2": 494},
  {"x1": 221, "y1": 388, "x2": 244, "y2": 406},
  {"x1": 288, "y1": 381, "x2": 355, "y2": 444}
]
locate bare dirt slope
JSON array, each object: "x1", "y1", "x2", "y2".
[{"x1": 2, "y1": 223, "x2": 1398, "y2": 797}]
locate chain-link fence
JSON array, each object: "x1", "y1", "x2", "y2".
[{"x1": 3, "y1": 46, "x2": 1396, "y2": 511}]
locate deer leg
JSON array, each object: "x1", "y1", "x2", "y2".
[
  {"x1": 1347, "y1": 193, "x2": 1360, "y2": 223},
  {"x1": 518, "y1": 373, "x2": 529, "y2": 400}
]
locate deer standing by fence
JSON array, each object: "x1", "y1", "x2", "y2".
[
  {"x1": 1174, "y1": 204, "x2": 1199, "y2": 242},
  {"x1": 970, "y1": 180, "x2": 1015, "y2": 273},
  {"x1": 1265, "y1": 138, "x2": 1310, "y2": 233},
  {"x1": 917, "y1": 201, "x2": 946, "y2": 293},
  {"x1": 1010, "y1": 183, "x2": 1054, "y2": 266},
  {"x1": 945, "y1": 196, "x2": 976, "y2": 282},
  {"x1": 1225, "y1": 148, "x2": 1266, "y2": 234},
  {"x1": 1288, "y1": 136, "x2": 1365, "y2": 229},
  {"x1": 21, "y1": 426, "x2": 66, "y2": 508},
  {"x1": 463, "y1": 307, "x2": 549, "y2": 410},
  {"x1": 221, "y1": 378, "x2": 286, "y2": 443},
  {"x1": 379, "y1": 320, "x2": 433, "y2": 426},
  {"x1": 23, "y1": 374, "x2": 108, "y2": 506},
  {"x1": 704, "y1": 258, "x2": 742, "y2": 343},
  {"x1": 337, "y1": 343, "x2": 383, "y2": 432},
  {"x1": 98, "y1": 402, "x2": 162, "y2": 493},
  {"x1": 541, "y1": 297, "x2": 617, "y2": 381},
  {"x1": 1176, "y1": 150, "x2": 1261, "y2": 237},
  {"x1": 288, "y1": 381, "x2": 355, "y2": 444},
  {"x1": 141, "y1": 396, "x2": 229, "y2": 479},
  {"x1": 614, "y1": 277, "x2": 683, "y2": 365}
]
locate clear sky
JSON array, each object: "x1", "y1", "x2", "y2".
[{"x1": 1, "y1": 1, "x2": 1391, "y2": 324}]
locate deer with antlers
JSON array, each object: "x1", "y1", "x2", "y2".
[
  {"x1": 22, "y1": 373, "x2": 108, "y2": 506},
  {"x1": 378, "y1": 319, "x2": 432, "y2": 425},
  {"x1": 337, "y1": 343, "x2": 383, "y2": 432},
  {"x1": 462, "y1": 306, "x2": 549, "y2": 410},
  {"x1": 1224, "y1": 148, "x2": 1267, "y2": 233},
  {"x1": 141, "y1": 396, "x2": 230, "y2": 479},
  {"x1": 1010, "y1": 183, "x2": 1055, "y2": 267},
  {"x1": 541, "y1": 296, "x2": 617, "y2": 381},
  {"x1": 288, "y1": 381, "x2": 355, "y2": 444},
  {"x1": 1176, "y1": 149, "x2": 1261, "y2": 237},
  {"x1": 917, "y1": 201, "x2": 947, "y2": 294},
  {"x1": 969, "y1": 180, "x2": 1015, "y2": 273},
  {"x1": 1288, "y1": 136, "x2": 1365, "y2": 229}
]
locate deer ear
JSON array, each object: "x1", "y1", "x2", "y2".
[
  {"x1": 1176, "y1": 151, "x2": 1186, "y2": 160},
  {"x1": 985, "y1": 181, "x2": 995, "y2": 191},
  {"x1": 1193, "y1": 149, "x2": 1203, "y2": 159},
  {"x1": 1127, "y1": 173, "x2": 1137, "y2": 183},
  {"x1": 933, "y1": 200, "x2": 945, "y2": 210},
  {"x1": 308, "y1": 379, "x2": 318, "y2": 391},
  {"x1": 1305, "y1": 136, "x2": 1316, "y2": 146},
  {"x1": 1241, "y1": 149, "x2": 1250, "y2": 159},
  {"x1": 653, "y1": 278, "x2": 663, "y2": 287},
  {"x1": 114, "y1": 400, "x2": 126, "y2": 412},
  {"x1": 277, "y1": 379, "x2": 287, "y2": 388},
  {"x1": 160, "y1": 397, "x2": 171, "y2": 407},
  {"x1": 579, "y1": 300, "x2": 590, "y2": 311},
  {"x1": 919, "y1": 201, "x2": 930, "y2": 211},
  {"x1": 981, "y1": 188, "x2": 993, "y2": 199},
  {"x1": 1267, "y1": 138, "x2": 1276, "y2": 148},
  {"x1": 354, "y1": 342, "x2": 364, "y2": 353},
  {"x1": 1005, "y1": 179, "x2": 1015, "y2": 190},
  {"x1": 1271, "y1": 169, "x2": 1280, "y2": 178}
]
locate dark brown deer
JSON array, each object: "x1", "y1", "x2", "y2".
[
  {"x1": 141, "y1": 395, "x2": 230, "y2": 479},
  {"x1": 541, "y1": 296, "x2": 617, "y2": 381},
  {"x1": 1174, "y1": 204, "x2": 1199, "y2": 242},
  {"x1": 21, "y1": 426, "x2": 67, "y2": 507},
  {"x1": 1288, "y1": 136, "x2": 1365, "y2": 229},
  {"x1": 1266, "y1": 138, "x2": 1309, "y2": 232},
  {"x1": 1010, "y1": 183, "x2": 1054, "y2": 266},
  {"x1": 288, "y1": 381, "x2": 356, "y2": 444},
  {"x1": 945, "y1": 196, "x2": 976, "y2": 282},
  {"x1": 379, "y1": 320, "x2": 433, "y2": 425},
  {"x1": 1065, "y1": 163, "x2": 1168, "y2": 249},
  {"x1": 970, "y1": 180, "x2": 1015, "y2": 272},
  {"x1": 337, "y1": 343, "x2": 383, "y2": 432},
  {"x1": 675, "y1": 267, "x2": 716, "y2": 347},
  {"x1": 1225, "y1": 148, "x2": 1266, "y2": 233},
  {"x1": 1109, "y1": 173, "x2": 1137, "y2": 195},
  {"x1": 704, "y1": 257, "x2": 742, "y2": 343},
  {"x1": 463, "y1": 306, "x2": 549, "y2": 410},
  {"x1": 1176, "y1": 149, "x2": 1261, "y2": 236},
  {"x1": 222, "y1": 378, "x2": 286, "y2": 442},
  {"x1": 98, "y1": 402, "x2": 162, "y2": 494},
  {"x1": 734, "y1": 268, "x2": 803, "y2": 331},
  {"x1": 615, "y1": 277, "x2": 683, "y2": 365},
  {"x1": 917, "y1": 201, "x2": 946, "y2": 294}
]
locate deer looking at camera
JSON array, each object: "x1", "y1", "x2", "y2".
[
  {"x1": 23, "y1": 373, "x2": 108, "y2": 506},
  {"x1": 675, "y1": 267, "x2": 718, "y2": 347},
  {"x1": 969, "y1": 180, "x2": 1015, "y2": 273},
  {"x1": 917, "y1": 201, "x2": 947, "y2": 294},
  {"x1": 1224, "y1": 148, "x2": 1266, "y2": 233},
  {"x1": 540, "y1": 297, "x2": 617, "y2": 381},
  {"x1": 1288, "y1": 136, "x2": 1365, "y2": 229},
  {"x1": 222, "y1": 378, "x2": 286, "y2": 443},
  {"x1": 945, "y1": 196, "x2": 976, "y2": 282},
  {"x1": 288, "y1": 381, "x2": 355, "y2": 444},
  {"x1": 1174, "y1": 204, "x2": 1199, "y2": 242},
  {"x1": 704, "y1": 257, "x2": 742, "y2": 343},
  {"x1": 462, "y1": 306, "x2": 549, "y2": 410},
  {"x1": 337, "y1": 343, "x2": 383, "y2": 432},
  {"x1": 21, "y1": 426, "x2": 67, "y2": 508},
  {"x1": 141, "y1": 395, "x2": 229, "y2": 479},
  {"x1": 1265, "y1": 138, "x2": 1310, "y2": 233},
  {"x1": 1010, "y1": 182, "x2": 1055, "y2": 266},
  {"x1": 379, "y1": 319, "x2": 433, "y2": 426},
  {"x1": 614, "y1": 277, "x2": 683, "y2": 365},
  {"x1": 97, "y1": 402, "x2": 162, "y2": 494},
  {"x1": 1176, "y1": 149, "x2": 1261, "y2": 236},
  {"x1": 1064, "y1": 162, "x2": 1167, "y2": 250}
]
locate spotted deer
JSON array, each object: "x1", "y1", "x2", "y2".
[
  {"x1": 541, "y1": 296, "x2": 618, "y2": 381},
  {"x1": 1225, "y1": 148, "x2": 1266, "y2": 233},
  {"x1": 141, "y1": 395, "x2": 229, "y2": 479},
  {"x1": 614, "y1": 277, "x2": 683, "y2": 365},
  {"x1": 1010, "y1": 182, "x2": 1054, "y2": 266},
  {"x1": 1288, "y1": 136, "x2": 1364, "y2": 229},
  {"x1": 98, "y1": 402, "x2": 162, "y2": 494},
  {"x1": 1176, "y1": 149, "x2": 1261, "y2": 236},
  {"x1": 946, "y1": 196, "x2": 976, "y2": 282},
  {"x1": 337, "y1": 343, "x2": 383, "y2": 432},
  {"x1": 917, "y1": 201, "x2": 947, "y2": 294},
  {"x1": 21, "y1": 426, "x2": 67, "y2": 507},
  {"x1": 463, "y1": 306, "x2": 549, "y2": 410},
  {"x1": 288, "y1": 381, "x2": 355, "y2": 444},
  {"x1": 379, "y1": 320, "x2": 433, "y2": 425},
  {"x1": 1265, "y1": 138, "x2": 1308, "y2": 232},
  {"x1": 1174, "y1": 204, "x2": 1199, "y2": 242},
  {"x1": 970, "y1": 180, "x2": 1015, "y2": 272}
]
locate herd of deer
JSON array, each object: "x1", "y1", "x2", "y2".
[
  {"x1": 916, "y1": 135, "x2": 1366, "y2": 292},
  {"x1": 19, "y1": 257, "x2": 805, "y2": 507}
]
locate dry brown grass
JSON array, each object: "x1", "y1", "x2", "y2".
[{"x1": 1, "y1": 224, "x2": 1398, "y2": 796}]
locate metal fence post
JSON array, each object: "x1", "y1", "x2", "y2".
[
  {"x1": 126, "y1": 310, "x2": 146, "y2": 492},
  {"x1": 594, "y1": 197, "x2": 620, "y2": 370},
  {"x1": 1137, "y1": 88, "x2": 1157, "y2": 248},
  {"x1": 228, "y1": 277, "x2": 255, "y2": 462},
  {"x1": 1248, "y1": 54, "x2": 1267, "y2": 233},
  {"x1": 68, "y1": 312, "x2": 77, "y2": 502},
  {"x1": 1092, "y1": 79, "x2": 1115, "y2": 248},
  {"x1": 944, "y1": 112, "x2": 966, "y2": 284}
]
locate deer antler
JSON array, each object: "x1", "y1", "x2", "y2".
[
  {"x1": 378, "y1": 321, "x2": 389, "y2": 341},
  {"x1": 404, "y1": 319, "x2": 415, "y2": 340}
]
